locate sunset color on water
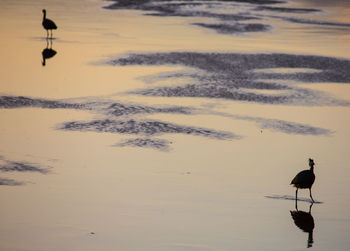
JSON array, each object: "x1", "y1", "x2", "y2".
[{"x1": 1, "y1": 0, "x2": 350, "y2": 250}]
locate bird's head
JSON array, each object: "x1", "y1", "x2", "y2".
[
  {"x1": 309, "y1": 158, "x2": 315, "y2": 167},
  {"x1": 42, "y1": 9, "x2": 46, "y2": 14}
]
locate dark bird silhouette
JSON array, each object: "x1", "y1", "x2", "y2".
[
  {"x1": 291, "y1": 158, "x2": 316, "y2": 202},
  {"x1": 42, "y1": 39, "x2": 57, "y2": 66},
  {"x1": 42, "y1": 9, "x2": 57, "y2": 38},
  {"x1": 290, "y1": 202, "x2": 315, "y2": 248}
]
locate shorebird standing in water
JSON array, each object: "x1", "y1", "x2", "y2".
[
  {"x1": 291, "y1": 158, "x2": 316, "y2": 202},
  {"x1": 42, "y1": 9, "x2": 57, "y2": 38}
]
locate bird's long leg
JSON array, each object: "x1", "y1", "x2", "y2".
[
  {"x1": 309, "y1": 188, "x2": 315, "y2": 203},
  {"x1": 46, "y1": 30, "x2": 49, "y2": 38}
]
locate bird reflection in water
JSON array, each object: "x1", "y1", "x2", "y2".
[
  {"x1": 290, "y1": 201, "x2": 315, "y2": 248},
  {"x1": 42, "y1": 38, "x2": 57, "y2": 66}
]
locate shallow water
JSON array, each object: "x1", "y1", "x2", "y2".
[{"x1": 1, "y1": 0, "x2": 350, "y2": 250}]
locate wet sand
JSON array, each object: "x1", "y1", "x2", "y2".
[{"x1": 1, "y1": 0, "x2": 350, "y2": 250}]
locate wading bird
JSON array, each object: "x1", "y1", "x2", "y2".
[
  {"x1": 42, "y1": 9, "x2": 57, "y2": 38},
  {"x1": 291, "y1": 158, "x2": 316, "y2": 202}
]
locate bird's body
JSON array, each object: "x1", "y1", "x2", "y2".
[
  {"x1": 291, "y1": 169, "x2": 315, "y2": 189},
  {"x1": 42, "y1": 9, "x2": 57, "y2": 38},
  {"x1": 291, "y1": 158, "x2": 316, "y2": 202}
]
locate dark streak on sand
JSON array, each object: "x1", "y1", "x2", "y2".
[
  {"x1": 60, "y1": 119, "x2": 238, "y2": 140},
  {"x1": 251, "y1": 118, "x2": 331, "y2": 135},
  {"x1": 0, "y1": 161, "x2": 50, "y2": 174},
  {"x1": 115, "y1": 138, "x2": 171, "y2": 151},
  {"x1": 0, "y1": 96, "x2": 85, "y2": 109},
  {"x1": 192, "y1": 22, "x2": 271, "y2": 34},
  {"x1": 0, "y1": 157, "x2": 50, "y2": 174},
  {"x1": 213, "y1": 113, "x2": 333, "y2": 135},
  {"x1": 255, "y1": 6, "x2": 321, "y2": 13},
  {"x1": 268, "y1": 15, "x2": 350, "y2": 27},
  {"x1": 106, "y1": 102, "x2": 193, "y2": 117},
  {"x1": 106, "y1": 0, "x2": 284, "y2": 10},
  {"x1": 0, "y1": 178, "x2": 23, "y2": 186},
  {"x1": 0, "y1": 157, "x2": 50, "y2": 186}
]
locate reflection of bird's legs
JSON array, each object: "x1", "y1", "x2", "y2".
[
  {"x1": 295, "y1": 188, "x2": 298, "y2": 209},
  {"x1": 309, "y1": 202, "x2": 313, "y2": 214},
  {"x1": 307, "y1": 202, "x2": 314, "y2": 248},
  {"x1": 309, "y1": 188, "x2": 315, "y2": 202}
]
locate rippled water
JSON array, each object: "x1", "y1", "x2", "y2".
[{"x1": 1, "y1": 0, "x2": 350, "y2": 250}]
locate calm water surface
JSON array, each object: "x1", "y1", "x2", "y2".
[{"x1": 0, "y1": 0, "x2": 350, "y2": 250}]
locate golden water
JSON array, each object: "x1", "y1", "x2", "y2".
[{"x1": 0, "y1": 0, "x2": 350, "y2": 250}]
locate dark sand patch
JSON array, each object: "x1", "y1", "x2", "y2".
[
  {"x1": 147, "y1": 10, "x2": 259, "y2": 22},
  {"x1": 60, "y1": 119, "x2": 238, "y2": 140},
  {"x1": 190, "y1": 12, "x2": 259, "y2": 22},
  {"x1": 110, "y1": 52, "x2": 350, "y2": 106},
  {"x1": 0, "y1": 162, "x2": 49, "y2": 174},
  {"x1": 106, "y1": 102, "x2": 193, "y2": 117},
  {"x1": 214, "y1": 113, "x2": 333, "y2": 135},
  {"x1": 136, "y1": 70, "x2": 203, "y2": 84},
  {"x1": 105, "y1": 0, "x2": 284, "y2": 11},
  {"x1": 133, "y1": 84, "x2": 290, "y2": 104},
  {"x1": 0, "y1": 96, "x2": 85, "y2": 109},
  {"x1": 255, "y1": 6, "x2": 320, "y2": 13},
  {"x1": 115, "y1": 138, "x2": 171, "y2": 151},
  {"x1": 0, "y1": 158, "x2": 50, "y2": 174},
  {"x1": 104, "y1": 0, "x2": 280, "y2": 34},
  {"x1": 0, "y1": 157, "x2": 51, "y2": 186},
  {"x1": 247, "y1": 117, "x2": 331, "y2": 135},
  {"x1": 283, "y1": 17, "x2": 350, "y2": 27},
  {"x1": 192, "y1": 22, "x2": 271, "y2": 34},
  {"x1": 104, "y1": 0, "x2": 350, "y2": 36},
  {"x1": 0, "y1": 178, "x2": 23, "y2": 186},
  {"x1": 225, "y1": 0, "x2": 284, "y2": 3},
  {"x1": 265, "y1": 15, "x2": 350, "y2": 27},
  {"x1": 111, "y1": 52, "x2": 350, "y2": 83}
]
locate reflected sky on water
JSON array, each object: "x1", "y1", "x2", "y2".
[{"x1": 0, "y1": 0, "x2": 350, "y2": 250}]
